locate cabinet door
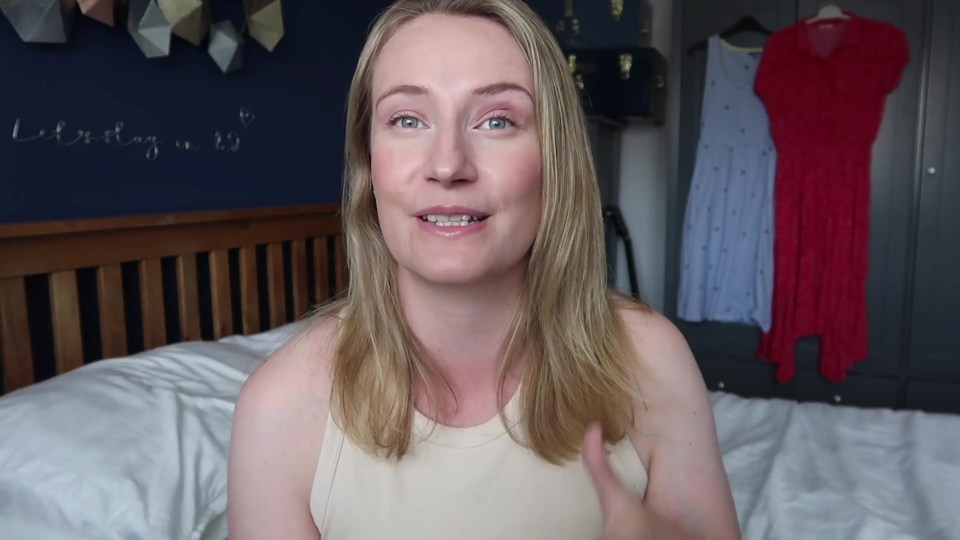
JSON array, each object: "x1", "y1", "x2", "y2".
[
  {"x1": 905, "y1": 380, "x2": 960, "y2": 415},
  {"x1": 909, "y1": 0, "x2": 960, "y2": 375}
]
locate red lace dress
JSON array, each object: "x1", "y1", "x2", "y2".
[{"x1": 754, "y1": 13, "x2": 909, "y2": 383}]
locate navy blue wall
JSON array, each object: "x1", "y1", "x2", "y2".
[{"x1": 1, "y1": 1, "x2": 392, "y2": 223}]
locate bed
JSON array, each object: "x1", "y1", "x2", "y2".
[
  {"x1": 1, "y1": 205, "x2": 959, "y2": 540},
  {"x1": 0, "y1": 205, "x2": 345, "y2": 539}
]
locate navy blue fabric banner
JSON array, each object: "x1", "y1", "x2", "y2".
[{"x1": 1, "y1": 1, "x2": 388, "y2": 223}]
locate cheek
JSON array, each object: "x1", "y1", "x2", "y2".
[
  {"x1": 369, "y1": 139, "x2": 394, "y2": 192},
  {"x1": 497, "y1": 142, "x2": 543, "y2": 216},
  {"x1": 369, "y1": 149, "x2": 403, "y2": 235},
  {"x1": 369, "y1": 128, "x2": 419, "y2": 191},
  {"x1": 369, "y1": 143, "x2": 417, "y2": 219}
]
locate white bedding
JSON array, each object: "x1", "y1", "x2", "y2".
[
  {"x1": 713, "y1": 391, "x2": 960, "y2": 540},
  {"x1": 0, "y1": 321, "x2": 308, "y2": 540},
  {"x1": 0, "y1": 322, "x2": 958, "y2": 540}
]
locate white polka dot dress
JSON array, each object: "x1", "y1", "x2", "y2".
[{"x1": 678, "y1": 35, "x2": 777, "y2": 331}]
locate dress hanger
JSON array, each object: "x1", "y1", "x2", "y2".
[
  {"x1": 807, "y1": 4, "x2": 851, "y2": 23},
  {"x1": 687, "y1": 15, "x2": 772, "y2": 55}
]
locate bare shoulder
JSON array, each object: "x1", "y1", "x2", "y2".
[
  {"x1": 227, "y1": 315, "x2": 340, "y2": 540},
  {"x1": 616, "y1": 304, "x2": 741, "y2": 539},
  {"x1": 238, "y1": 316, "x2": 339, "y2": 416},
  {"x1": 616, "y1": 305, "x2": 707, "y2": 406}
]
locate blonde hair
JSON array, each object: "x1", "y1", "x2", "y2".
[{"x1": 319, "y1": 0, "x2": 643, "y2": 464}]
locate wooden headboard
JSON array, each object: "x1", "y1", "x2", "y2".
[{"x1": 0, "y1": 205, "x2": 346, "y2": 396}]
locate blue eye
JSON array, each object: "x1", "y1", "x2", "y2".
[
  {"x1": 393, "y1": 116, "x2": 422, "y2": 129},
  {"x1": 484, "y1": 117, "x2": 513, "y2": 130}
]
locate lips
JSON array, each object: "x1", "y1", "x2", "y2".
[
  {"x1": 414, "y1": 205, "x2": 490, "y2": 237},
  {"x1": 419, "y1": 214, "x2": 486, "y2": 225},
  {"x1": 414, "y1": 205, "x2": 490, "y2": 219}
]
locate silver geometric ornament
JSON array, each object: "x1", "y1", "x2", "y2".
[
  {"x1": 0, "y1": 0, "x2": 77, "y2": 43},
  {"x1": 207, "y1": 20, "x2": 243, "y2": 74},
  {"x1": 127, "y1": 0, "x2": 171, "y2": 58}
]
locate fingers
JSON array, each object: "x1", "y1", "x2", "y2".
[{"x1": 582, "y1": 421, "x2": 621, "y2": 512}]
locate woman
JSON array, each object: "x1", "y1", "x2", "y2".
[{"x1": 227, "y1": 0, "x2": 740, "y2": 538}]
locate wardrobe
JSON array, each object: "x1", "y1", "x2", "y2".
[{"x1": 667, "y1": 0, "x2": 960, "y2": 413}]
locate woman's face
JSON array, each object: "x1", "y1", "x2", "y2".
[{"x1": 369, "y1": 13, "x2": 542, "y2": 287}]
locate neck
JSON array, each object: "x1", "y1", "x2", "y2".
[{"x1": 397, "y1": 267, "x2": 526, "y2": 392}]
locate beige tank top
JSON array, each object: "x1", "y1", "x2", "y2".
[{"x1": 309, "y1": 388, "x2": 648, "y2": 539}]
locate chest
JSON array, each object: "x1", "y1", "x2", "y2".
[{"x1": 317, "y1": 437, "x2": 643, "y2": 540}]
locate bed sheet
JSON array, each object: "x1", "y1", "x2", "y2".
[{"x1": 712, "y1": 391, "x2": 960, "y2": 540}]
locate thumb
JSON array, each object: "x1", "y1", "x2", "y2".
[{"x1": 582, "y1": 421, "x2": 623, "y2": 514}]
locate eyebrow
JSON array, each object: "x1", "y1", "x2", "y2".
[
  {"x1": 375, "y1": 84, "x2": 429, "y2": 107},
  {"x1": 472, "y1": 82, "x2": 533, "y2": 101},
  {"x1": 374, "y1": 82, "x2": 533, "y2": 107}
]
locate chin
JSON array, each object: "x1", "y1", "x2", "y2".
[
  {"x1": 392, "y1": 247, "x2": 530, "y2": 288},
  {"x1": 412, "y1": 264, "x2": 489, "y2": 286}
]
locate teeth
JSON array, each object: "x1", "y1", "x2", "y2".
[{"x1": 423, "y1": 214, "x2": 482, "y2": 225}]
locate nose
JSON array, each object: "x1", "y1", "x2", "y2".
[{"x1": 426, "y1": 127, "x2": 478, "y2": 186}]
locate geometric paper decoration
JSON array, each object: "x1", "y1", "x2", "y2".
[
  {"x1": 243, "y1": 0, "x2": 282, "y2": 52},
  {"x1": 0, "y1": 0, "x2": 77, "y2": 43},
  {"x1": 158, "y1": 0, "x2": 208, "y2": 46},
  {"x1": 3, "y1": 0, "x2": 285, "y2": 74},
  {"x1": 77, "y1": 0, "x2": 119, "y2": 27},
  {"x1": 127, "y1": 0, "x2": 171, "y2": 58},
  {"x1": 207, "y1": 20, "x2": 242, "y2": 74}
]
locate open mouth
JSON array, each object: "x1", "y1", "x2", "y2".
[{"x1": 418, "y1": 214, "x2": 489, "y2": 227}]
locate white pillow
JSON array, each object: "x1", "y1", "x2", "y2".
[{"x1": 0, "y1": 323, "x2": 300, "y2": 540}]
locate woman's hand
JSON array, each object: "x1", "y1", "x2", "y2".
[
  {"x1": 583, "y1": 310, "x2": 742, "y2": 540},
  {"x1": 582, "y1": 422, "x2": 648, "y2": 540}
]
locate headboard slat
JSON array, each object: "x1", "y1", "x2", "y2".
[
  {"x1": 139, "y1": 259, "x2": 167, "y2": 350},
  {"x1": 0, "y1": 205, "x2": 344, "y2": 396},
  {"x1": 239, "y1": 246, "x2": 261, "y2": 335},
  {"x1": 291, "y1": 239, "x2": 308, "y2": 317},
  {"x1": 313, "y1": 237, "x2": 330, "y2": 304},
  {"x1": 210, "y1": 250, "x2": 233, "y2": 339},
  {"x1": 0, "y1": 277, "x2": 35, "y2": 392},
  {"x1": 176, "y1": 255, "x2": 202, "y2": 342},
  {"x1": 97, "y1": 264, "x2": 128, "y2": 358},
  {"x1": 49, "y1": 271, "x2": 84, "y2": 375},
  {"x1": 267, "y1": 243, "x2": 286, "y2": 328}
]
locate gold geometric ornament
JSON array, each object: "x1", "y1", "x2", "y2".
[
  {"x1": 243, "y1": 0, "x2": 282, "y2": 52},
  {"x1": 157, "y1": 0, "x2": 209, "y2": 46}
]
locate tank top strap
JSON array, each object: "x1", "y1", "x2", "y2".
[{"x1": 309, "y1": 410, "x2": 346, "y2": 532}]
